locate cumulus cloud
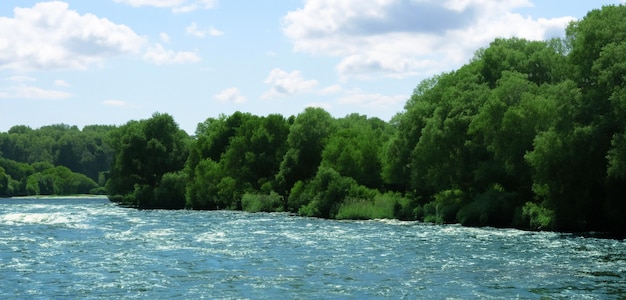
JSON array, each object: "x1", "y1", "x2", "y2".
[
  {"x1": 0, "y1": 2, "x2": 202, "y2": 71},
  {"x1": 282, "y1": 0, "x2": 575, "y2": 79},
  {"x1": 0, "y1": 1, "x2": 145, "y2": 71},
  {"x1": 144, "y1": 43, "x2": 201, "y2": 65},
  {"x1": 215, "y1": 87, "x2": 247, "y2": 104},
  {"x1": 262, "y1": 68, "x2": 318, "y2": 99},
  {"x1": 102, "y1": 99, "x2": 132, "y2": 107},
  {"x1": 0, "y1": 86, "x2": 71, "y2": 99},
  {"x1": 316, "y1": 83, "x2": 406, "y2": 110},
  {"x1": 160, "y1": 32, "x2": 171, "y2": 43},
  {"x1": 305, "y1": 102, "x2": 333, "y2": 111},
  {"x1": 337, "y1": 90, "x2": 406, "y2": 109},
  {"x1": 6, "y1": 75, "x2": 36, "y2": 82},
  {"x1": 54, "y1": 79, "x2": 71, "y2": 87},
  {"x1": 319, "y1": 84, "x2": 343, "y2": 95},
  {"x1": 186, "y1": 22, "x2": 224, "y2": 38},
  {"x1": 113, "y1": 0, "x2": 217, "y2": 13}
]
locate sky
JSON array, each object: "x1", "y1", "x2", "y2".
[{"x1": 0, "y1": 0, "x2": 624, "y2": 134}]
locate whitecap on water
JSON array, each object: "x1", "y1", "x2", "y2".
[
  {"x1": 0, "y1": 213, "x2": 76, "y2": 226},
  {"x1": 372, "y1": 218, "x2": 420, "y2": 226},
  {"x1": 195, "y1": 231, "x2": 227, "y2": 244}
]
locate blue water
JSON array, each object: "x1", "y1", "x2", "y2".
[{"x1": 0, "y1": 197, "x2": 624, "y2": 299}]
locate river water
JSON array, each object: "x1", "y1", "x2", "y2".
[{"x1": 0, "y1": 197, "x2": 624, "y2": 299}]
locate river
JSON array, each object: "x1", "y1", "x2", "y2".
[{"x1": 0, "y1": 197, "x2": 624, "y2": 299}]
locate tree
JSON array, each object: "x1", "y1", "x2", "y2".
[
  {"x1": 106, "y1": 113, "x2": 189, "y2": 208},
  {"x1": 322, "y1": 114, "x2": 390, "y2": 189},
  {"x1": 185, "y1": 112, "x2": 289, "y2": 209},
  {"x1": 0, "y1": 167, "x2": 9, "y2": 196},
  {"x1": 186, "y1": 158, "x2": 223, "y2": 209},
  {"x1": 295, "y1": 166, "x2": 357, "y2": 218},
  {"x1": 277, "y1": 107, "x2": 335, "y2": 199},
  {"x1": 523, "y1": 4, "x2": 626, "y2": 231}
]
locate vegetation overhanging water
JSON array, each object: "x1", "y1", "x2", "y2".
[{"x1": 1, "y1": 5, "x2": 626, "y2": 235}]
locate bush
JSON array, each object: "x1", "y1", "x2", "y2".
[
  {"x1": 67, "y1": 173, "x2": 99, "y2": 194},
  {"x1": 336, "y1": 192, "x2": 403, "y2": 220},
  {"x1": 297, "y1": 167, "x2": 356, "y2": 218},
  {"x1": 423, "y1": 189, "x2": 463, "y2": 224},
  {"x1": 521, "y1": 202, "x2": 555, "y2": 230},
  {"x1": 242, "y1": 192, "x2": 283, "y2": 212},
  {"x1": 153, "y1": 172, "x2": 187, "y2": 209},
  {"x1": 89, "y1": 187, "x2": 107, "y2": 195},
  {"x1": 456, "y1": 184, "x2": 516, "y2": 227},
  {"x1": 287, "y1": 180, "x2": 307, "y2": 212}
]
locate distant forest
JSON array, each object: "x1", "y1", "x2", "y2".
[{"x1": 1, "y1": 5, "x2": 625, "y2": 234}]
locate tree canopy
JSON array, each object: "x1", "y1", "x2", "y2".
[{"x1": 0, "y1": 124, "x2": 114, "y2": 197}]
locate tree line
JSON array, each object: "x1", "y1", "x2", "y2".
[
  {"x1": 0, "y1": 124, "x2": 115, "y2": 197},
  {"x1": 2, "y1": 5, "x2": 625, "y2": 234}
]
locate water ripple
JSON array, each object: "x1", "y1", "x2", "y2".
[{"x1": 1, "y1": 197, "x2": 625, "y2": 299}]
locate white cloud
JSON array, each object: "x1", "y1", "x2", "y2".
[
  {"x1": 6, "y1": 75, "x2": 36, "y2": 82},
  {"x1": 186, "y1": 22, "x2": 224, "y2": 38},
  {"x1": 0, "y1": 86, "x2": 71, "y2": 99},
  {"x1": 337, "y1": 90, "x2": 406, "y2": 109},
  {"x1": 305, "y1": 102, "x2": 332, "y2": 111},
  {"x1": 0, "y1": 2, "x2": 201, "y2": 71},
  {"x1": 144, "y1": 43, "x2": 201, "y2": 64},
  {"x1": 160, "y1": 32, "x2": 171, "y2": 43},
  {"x1": 262, "y1": 68, "x2": 318, "y2": 99},
  {"x1": 114, "y1": 0, "x2": 217, "y2": 13},
  {"x1": 282, "y1": 0, "x2": 575, "y2": 79},
  {"x1": 319, "y1": 84, "x2": 343, "y2": 95},
  {"x1": 207, "y1": 27, "x2": 225, "y2": 37},
  {"x1": 316, "y1": 83, "x2": 406, "y2": 110},
  {"x1": 215, "y1": 87, "x2": 247, "y2": 104},
  {"x1": 0, "y1": 2, "x2": 146, "y2": 71},
  {"x1": 102, "y1": 99, "x2": 131, "y2": 107},
  {"x1": 114, "y1": 0, "x2": 186, "y2": 7},
  {"x1": 54, "y1": 79, "x2": 70, "y2": 87}
]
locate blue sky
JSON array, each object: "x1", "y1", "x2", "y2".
[{"x1": 0, "y1": 0, "x2": 623, "y2": 134}]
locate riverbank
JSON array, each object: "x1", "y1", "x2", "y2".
[{"x1": 2, "y1": 194, "x2": 108, "y2": 200}]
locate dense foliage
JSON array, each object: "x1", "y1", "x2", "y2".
[
  {"x1": 105, "y1": 113, "x2": 190, "y2": 209},
  {"x1": 3, "y1": 6, "x2": 625, "y2": 234},
  {"x1": 0, "y1": 124, "x2": 114, "y2": 197},
  {"x1": 380, "y1": 5, "x2": 626, "y2": 233}
]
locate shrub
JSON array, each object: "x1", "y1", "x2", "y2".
[
  {"x1": 242, "y1": 192, "x2": 283, "y2": 212},
  {"x1": 521, "y1": 202, "x2": 555, "y2": 230},
  {"x1": 298, "y1": 167, "x2": 356, "y2": 218},
  {"x1": 153, "y1": 172, "x2": 187, "y2": 209},
  {"x1": 287, "y1": 180, "x2": 307, "y2": 212},
  {"x1": 336, "y1": 193, "x2": 392, "y2": 220},
  {"x1": 423, "y1": 189, "x2": 464, "y2": 224},
  {"x1": 456, "y1": 184, "x2": 516, "y2": 227}
]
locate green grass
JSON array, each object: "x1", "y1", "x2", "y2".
[
  {"x1": 241, "y1": 192, "x2": 284, "y2": 213},
  {"x1": 336, "y1": 193, "x2": 405, "y2": 220}
]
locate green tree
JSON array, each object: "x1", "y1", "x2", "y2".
[
  {"x1": 185, "y1": 112, "x2": 289, "y2": 209},
  {"x1": 186, "y1": 158, "x2": 223, "y2": 209},
  {"x1": 277, "y1": 107, "x2": 335, "y2": 200},
  {"x1": 296, "y1": 166, "x2": 357, "y2": 218},
  {"x1": 382, "y1": 78, "x2": 438, "y2": 193},
  {"x1": 322, "y1": 114, "x2": 390, "y2": 189},
  {"x1": 0, "y1": 167, "x2": 9, "y2": 196},
  {"x1": 522, "y1": 5, "x2": 626, "y2": 231},
  {"x1": 153, "y1": 172, "x2": 187, "y2": 209},
  {"x1": 106, "y1": 113, "x2": 189, "y2": 208}
]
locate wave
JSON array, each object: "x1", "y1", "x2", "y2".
[{"x1": 0, "y1": 212, "x2": 89, "y2": 229}]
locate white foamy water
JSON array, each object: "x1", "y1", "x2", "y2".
[{"x1": 1, "y1": 197, "x2": 625, "y2": 299}]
